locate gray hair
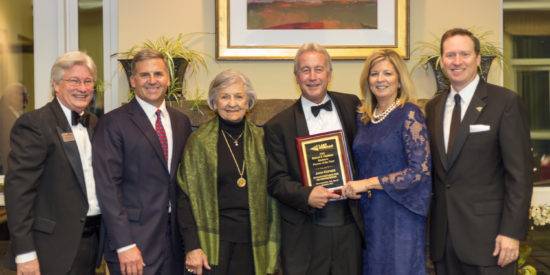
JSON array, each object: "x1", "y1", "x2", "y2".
[
  {"x1": 293, "y1": 43, "x2": 333, "y2": 74},
  {"x1": 1, "y1": 83, "x2": 29, "y2": 110},
  {"x1": 50, "y1": 51, "x2": 97, "y2": 96},
  {"x1": 207, "y1": 69, "x2": 257, "y2": 110}
]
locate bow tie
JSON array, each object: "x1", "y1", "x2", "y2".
[
  {"x1": 71, "y1": 111, "x2": 90, "y2": 127},
  {"x1": 311, "y1": 100, "x2": 333, "y2": 117}
]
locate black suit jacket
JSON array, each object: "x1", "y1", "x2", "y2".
[
  {"x1": 426, "y1": 79, "x2": 533, "y2": 266},
  {"x1": 4, "y1": 99, "x2": 100, "y2": 274},
  {"x1": 92, "y1": 98, "x2": 191, "y2": 272},
  {"x1": 264, "y1": 91, "x2": 364, "y2": 274}
]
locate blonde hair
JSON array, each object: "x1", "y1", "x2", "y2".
[{"x1": 358, "y1": 49, "x2": 418, "y2": 124}]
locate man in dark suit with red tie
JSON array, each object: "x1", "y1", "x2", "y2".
[
  {"x1": 4, "y1": 51, "x2": 102, "y2": 275},
  {"x1": 93, "y1": 49, "x2": 194, "y2": 275},
  {"x1": 426, "y1": 28, "x2": 533, "y2": 274},
  {"x1": 264, "y1": 43, "x2": 363, "y2": 275}
]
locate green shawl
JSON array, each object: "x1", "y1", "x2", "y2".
[{"x1": 177, "y1": 117, "x2": 280, "y2": 274}]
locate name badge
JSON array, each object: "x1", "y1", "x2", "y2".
[{"x1": 61, "y1": 133, "x2": 75, "y2": 142}]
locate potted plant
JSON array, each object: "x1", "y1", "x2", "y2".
[
  {"x1": 413, "y1": 29, "x2": 505, "y2": 94},
  {"x1": 118, "y1": 33, "x2": 209, "y2": 102},
  {"x1": 518, "y1": 245, "x2": 536, "y2": 275}
]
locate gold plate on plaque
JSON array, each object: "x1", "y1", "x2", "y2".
[{"x1": 295, "y1": 130, "x2": 352, "y2": 193}]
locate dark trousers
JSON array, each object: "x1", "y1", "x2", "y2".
[
  {"x1": 188, "y1": 240, "x2": 255, "y2": 275},
  {"x1": 434, "y1": 231, "x2": 517, "y2": 275},
  {"x1": 306, "y1": 222, "x2": 362, "y2": 275},
  {"x1": 107, "y1": 223, "x2": 183, "y2": 275},
  {"x1": 68, "y1": 216, "x2": 101, "y2": 275}
]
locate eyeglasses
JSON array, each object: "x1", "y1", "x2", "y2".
[{"x1": 63, "y1": 78, "x2": 94, "y2": 87}]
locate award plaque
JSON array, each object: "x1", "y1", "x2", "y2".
[{"x1": 295, "y1": 130, "x2": 352, "y2": 193}]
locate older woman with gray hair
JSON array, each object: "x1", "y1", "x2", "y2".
[{"x1": 177, "y1": 69, "x2": 280, "y2": 275}]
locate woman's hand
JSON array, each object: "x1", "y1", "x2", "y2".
[
  {"x1": 185, "y1": 249, "x2": 211, "y2": 274},
  {"x1": 343, "y1": 177, "x2": 382, "y2": 199},
  {"x1": 342, "y1": 179, "x2": 367, "y2": 199}
]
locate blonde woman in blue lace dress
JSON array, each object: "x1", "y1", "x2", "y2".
[{"x1": 343, "y1": 49, "x2": 432, "y2": 275}]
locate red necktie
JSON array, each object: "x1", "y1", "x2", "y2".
[{"x1": 155, "y1": 109, "x2": 168, "y2": 164}]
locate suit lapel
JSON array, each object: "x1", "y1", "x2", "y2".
[
  {"x1": 168, "y1": 107, "x2": 182, "y2": 175},
  {"x1": 329, "y1": 92, "x2": 353, "y2": 144},
  {"x1": 433, "y1": 94, "x2": 450, "y2": 171},
  {"x1": 50, "y1": 100, "x2": 88, "y2": 197},
  {"x1": 447, "y1": 81, "x2": 487, "y2": 168},
  {"x1": 127, "y1": 99, "x2": 169, "y2": 171},
  {"x1": 293, "y1": 100, "x2": 309, "y2": 138},
  {"x1": 84, "y1": 110, "x2": 95, "y2": 141},
  {"x1": 329, "y1": 92, "x2": 358, "y2": 178}
]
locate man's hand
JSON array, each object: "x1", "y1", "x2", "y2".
[
  {"x1": 492, "y1": 234, "x2": 520, "y2": 267},
  {"x1": 185, "y1": 249, "x2": 211, "y2": 274},
  {"x1": 308, "y1": 186, "x2": 340, "y2": 209},
  {"x1": 17, "y1": 259, "x2": 40, "y2": 275},
  {"x1": 118, "y1": 246, "x2": 146, "y2": 275}
]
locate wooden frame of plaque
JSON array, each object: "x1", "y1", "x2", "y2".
[{"x1": 295, "y1": 130, "x2": 352, "y2": 192}]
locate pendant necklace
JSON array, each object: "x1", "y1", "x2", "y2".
[
  {"x1": 222, "y1": 131, "x2": 246, "y2": 187},
  {"x1": 223, "y1": 130, "x2": 244, "y2": 146}
]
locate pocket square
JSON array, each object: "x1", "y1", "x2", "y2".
[{"x1": 470, "y1": 124, "x2": 490, "y2": 133}]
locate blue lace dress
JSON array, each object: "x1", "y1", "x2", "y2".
[{"x1": 353, "y1": 102, "x2": 432, "y2": 275}]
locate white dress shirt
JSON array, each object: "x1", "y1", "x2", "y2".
[
  {"x1": 301, "y1": 94, "x2": 343, "y2": 135},
  {"x1": 443, "y1": 75, "x2": 479, "y2": 152}
]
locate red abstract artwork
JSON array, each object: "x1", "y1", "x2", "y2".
[{"x1": 247, "y1": 0, "x2": 378, "y2": 30}]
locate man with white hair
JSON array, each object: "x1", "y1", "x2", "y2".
[{"x1": 5, "y1": 51, "x2": 102, "y2": 275}]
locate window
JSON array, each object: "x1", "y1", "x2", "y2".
[{"x1": 504, "y1": 10, "x2": 550, "y2": 183}]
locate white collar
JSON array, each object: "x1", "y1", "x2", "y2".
[
  {"x1": 57, "y1": 98, "x2": 82, "y2": 125},
  {"x1": 449, "y1": 74, "x2": 479, "y2": 104},
  {"x1": 301, "y1": 94, "x2": 331, "y2": 120},
  {"x1": 135, "y1": 96, "x2": 168, "y2": 118}
]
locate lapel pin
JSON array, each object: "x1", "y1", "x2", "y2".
[{"x1": 476, "y1": 106, "x2": 483, "y2": 112}]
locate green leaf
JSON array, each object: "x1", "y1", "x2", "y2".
[{"x1": 118, "y1": 33, "x2": 213, "y2": 101}]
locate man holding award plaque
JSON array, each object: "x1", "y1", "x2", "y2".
[{"x1": 264, "y1": 43, "x2": 364, "y2": 275}]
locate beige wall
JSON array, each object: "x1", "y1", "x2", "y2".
[{"x1": 118, "y1": 0, "x2": 502, "y2": 103}]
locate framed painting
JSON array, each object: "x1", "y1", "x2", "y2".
[{"x1": 216, "y1": 0, "x2": 409, "y2": 60}]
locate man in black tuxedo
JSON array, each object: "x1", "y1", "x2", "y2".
[
  {"x1": 4, "y1": 51, "x2": 102, "y2": 275},
  {"x1": 93, "y1": 49, "x2": 193, "y2": 275},
  {"x1": 264, "y1": 43, "x2": 363, "y2": 275},
  {"x1": 426, "y1": 28, "x2": 533, "y2": 274}
]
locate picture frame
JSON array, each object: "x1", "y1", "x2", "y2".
[{"x1": 216, "y1": 0, "x2": 409, "y2": 60}]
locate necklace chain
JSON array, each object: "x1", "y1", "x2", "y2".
[
  {"x1": 371, "y1": 98, "x2": 400, "y2": 124},
  {"x1": 221, "y1": 131, "x2": 246, "y2": 187},
  {"x1": 223, "y1": 130, "x2": 244, "y2": 146}
]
